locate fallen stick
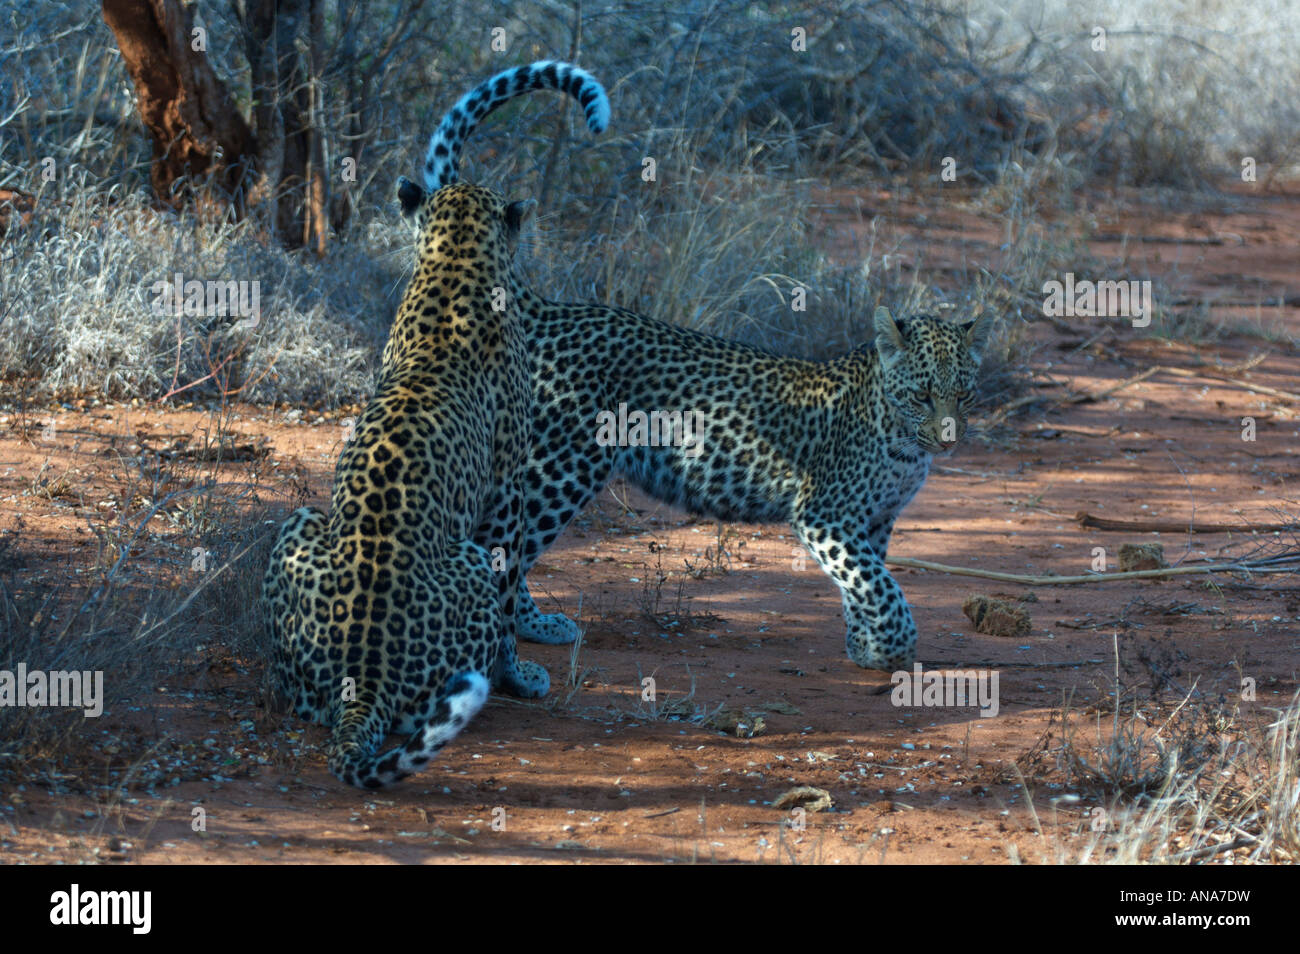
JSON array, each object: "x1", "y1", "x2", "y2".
[
  {"x1": 918, "y1": 659, "x2": 1105, "y2": 669},
  {"x1": 1075, "y1": 511, "x2": 1298, "y2": 534},
  {"x1": 982, "y1": 369, "x2": 1159, "y2": 421},
  {"x1": 1066, "y1": 326, "x2": 1115, "y2": 356},
  {"x1": 885, "y1": 555, "x2": 1300, "y2": 585},
  {"x1": 982, "y1": 355, "x2": 1291, "y2": 429},
  {"x1": 984, "y1": 392, "x2": 1050, "y2": 424},
  {"x1": 985, "y1": 369, "x2": 1157, "y2": 425},
  {"x1": 1168, "y1": 295, "x2": 1300, "y2": 308},
  {"x1": 1157, "y1": 364, "x2": 1300, "y2": 402},
  {"x1": 1091, "y1": 233, "x2": 1230, "y2": 246},
  {"x1": 1061, "y1": 367, "x2": 1160, "y2": 404},
  {"x1": 1171, "y1": 837, "x2": 1256, "y2": 863},
  {"x1": 1217, "y1": 353, "x2": 1270, "y2": 375}
]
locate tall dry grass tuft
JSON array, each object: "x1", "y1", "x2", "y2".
[
  {"x1": 1017, "y1": 640, "x2": 1300, "y2": 865},
  {"x1": 1063, "y1": 690, "x2": 1300, "y2": 864},
  {"x1": 0, "y1": 171, "x2": 394, "y2": 405}
]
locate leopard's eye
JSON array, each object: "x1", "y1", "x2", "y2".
[{"x1": 910, "y1": 390, "x2": 930, "y2": 406}]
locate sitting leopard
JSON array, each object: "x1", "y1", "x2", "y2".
[
  {"x1": 262, "y1": 62, "x2": 607, "y2": 789},
  {"x1": 262, "y1": 183, "x2": 544, "y2": 789},
  {"x1": 413, "y1": 63, "x2": 987, "y2": 673},
  {"x1": 512, "y1": 302, "x2": 990, "y2": 672}
]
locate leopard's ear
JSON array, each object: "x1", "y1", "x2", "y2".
[
  {"x1": 505, "y1": 198, "x2": 537, "y2": 234},
  {"x1": 873, "y1": 306, "x2": 905, "y2": 361},
  {"x1": 961, "y1": 311, "x2": 993, "y2": 362},
  {"x1": 397, "y1": 177, "x2": 425, "y2": 217}
]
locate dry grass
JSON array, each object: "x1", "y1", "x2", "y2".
[
  {"x1": 1012, "y1": 633, "x2": 1300, "y2": 864},
  {"x1": 0, "y1": 398, "x2": 279, "y2": 785},
  {"x1": 4, "y1": 1, "x2": 1295, "y2": 404},
  {"x1": 1059, "y1": 691, "x2": 1300, "y2": 864},
  {"x1": 0, "y1": 175, "x2": 391, "y2": 405},
  {"x1": 978, "y1": 0, "x2": 1300, "y2": 186}
]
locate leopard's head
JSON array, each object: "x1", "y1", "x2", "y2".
[
  {"x1": 395, "y1": 177, "x2": 534, "y2": 263},
  {"x1": 873, "y1": 307, "x2": 992, "y2": 454}
]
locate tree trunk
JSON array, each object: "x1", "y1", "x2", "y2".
[
  {"x1": 101, "y1": 0, "x2": 254, "y2": 208},
  {"x1": 239, "y1": 0, "x2": 311, "y2": 246},
  {"x1": 105, "y1": 0, "x2": 333, "y2": 251},
  {"x1": 304, "y1": 0, "x2": 328, "y2": 254}
]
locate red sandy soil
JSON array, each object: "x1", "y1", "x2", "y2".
[{"x1": 2, "y1": 182, "x2": 1298, "y2": 864}]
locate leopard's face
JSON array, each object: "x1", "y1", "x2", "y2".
[{"x1": 874, "y1": 308, "x2": 991, "y2": 454}]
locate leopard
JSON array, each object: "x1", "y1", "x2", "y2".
[
  {"x1": 260, "y1": 182, "x2": 541, "y2": 789},
  {"x1": 409, "y1": 59, "x2": 989, "y2": 674},
  {"x1": 262, "y1": 61, "x2": 608, "y2": 789},
  {"x1": 509, "y1": 300, "x2": 991, "y2": 674}
]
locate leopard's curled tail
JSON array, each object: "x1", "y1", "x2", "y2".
[{"x1": 422, "y1": 60, "x2": 608, "y2": 190}]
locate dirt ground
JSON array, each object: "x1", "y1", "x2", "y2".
[{"x1": 2, "y1": 182, "x2": 1298, "y2": 864}]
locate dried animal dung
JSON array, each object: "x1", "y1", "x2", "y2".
[{"x1": 962, "y1": 594, "x2": 1032, "y2": 637}]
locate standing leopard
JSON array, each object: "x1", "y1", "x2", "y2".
[
  {"x1": 414, "y1": 62, "x2": 988, "y2": 674},
  {"x1": 512, "y1": 302, "x2": 990, "y2": 673}
]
